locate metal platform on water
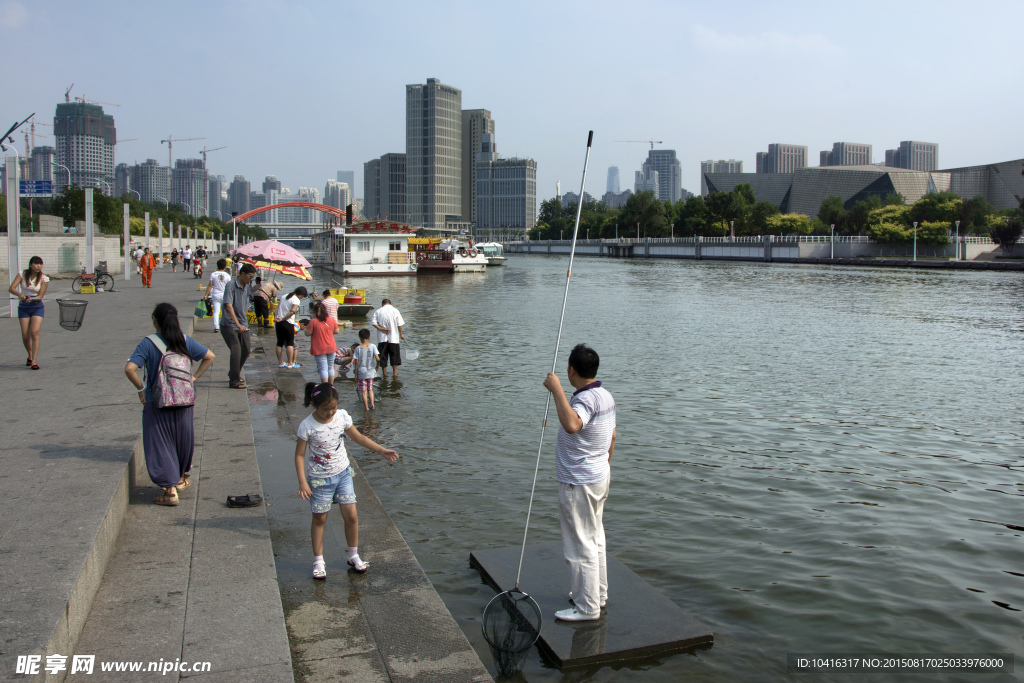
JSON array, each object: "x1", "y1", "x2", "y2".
[{"x1": 470, "y1": 541, "x2": 713, "y2": 669}]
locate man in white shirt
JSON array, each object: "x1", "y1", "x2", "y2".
[
  {"x1": 133, "y1": 246, "x2": 144, "y2": 274},
  {"x1": 370, "y1": 298, "x2": 405, "y2": 378},
  {"x1": 203, "y1": 259, "x2": 232, "y2": 332},
  {"x1": 182, "y1": 246, "x2": 193, "y2": 272}
]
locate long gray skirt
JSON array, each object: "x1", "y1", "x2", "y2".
[{"x1": 142, "y1": 402, "x2": 195, "y2": 488}]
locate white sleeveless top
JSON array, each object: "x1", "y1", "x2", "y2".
[{"x1": 20, "y1": 274, "x2": 49, "y2": 298}]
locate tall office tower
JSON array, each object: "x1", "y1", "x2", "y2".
[
  {"x1": 406, "y1": 78, "x2": 462, "y2": 228},
  {"x1": 461, "y1": 109, "x2": 494, "y2": 224},
  {"x1": 642, "y1": 150, "x2": 682, "y2": 203},
  {"x1": 324, "y1": 179, "x2": 351, "y2": 212},
  {"x1": 475, "y1": 156, "x2": 537, "y2": 231},
  {"x1": 607, "y1": 166, "x2": 621, "y2": 193},
  {"x1": 208, "y1": 176, "x2": 224, "y2": 218},
  {"x1": 336, "y1": 170, "x2": 355, "y2": 197},
  {"x1": 700, "y1": 159, "x2": 744, "y2": 195},
  {"x1": 363, "y1": 158, "x2": 381, "y2": 219},
  {"x1": 29, "y1": 146, "x2": 56, "y2": 183},
  {"x1": 380, "y1": 153, "x2": 407, "y2": 222},
  {"x1": 114, "y1": 163, "x2": 130, "y2": 196},
  {"x1": 130, "y1": 159, "x2": 170, "y2": 205},
  {"x1": 635, "y1": 166, "x2": 659, "y2": 194},
  {"x1": 249, "y1": 190, "x2": 272, "y2": 222},
  {"x1": 229, "y1": 174, "x2": 250, "y2": 215},
  {"x1": 756, "y1": 144, "x2": 807, "y2": 173},
  {"x1": 172, "y1": 159, "x2": 206, "y2": 216},
  {"x1": 884, "y1": 141, "x2": 939, "y2": 171},
  {"x1": 53, "y1": 101, "x2": 116, "y2": 193},
  {"x1": 262, "y1": 175, "x2": 282, "y2": 193},
  {"x1": 820, "y1": 142, "x2": 873, "y2": 167},
  {"x1": 274, "y1": 187, "x2": 320, "y2": 223}
]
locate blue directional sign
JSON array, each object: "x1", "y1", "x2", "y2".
[{"x1": 19, "y1": 180, "x2": 53, "y2": 197}]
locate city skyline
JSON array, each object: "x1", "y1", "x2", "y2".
[{"x1": 1, "y1": 1, "x2": 1021, "y2": 209}]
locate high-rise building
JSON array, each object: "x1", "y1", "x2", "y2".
[
  {"x1": 406, "y1": 78, "x2": 462, "y2": 228},
  {"x1": 29, "y1": 146, "x2": 56, "y2": 183},
  {"x1": 114, "y1": 163, "x2": 130, "y2": 196},
  {"x1": 756, "y1": 144, "x2": 807, "y2": 173},
  {"x1": 249, "y1": 190, "x2": 272, "y2": 222},
  {"x1": 380, "y1": 153, "x2": 407, "y2": 222},
  {"x1": 208, "y1": 175, "x2": 224, "y2": 218},
  {"x1": 884, "y1": 141, "x2": 939, "y2": 171},
  {"x1": 172, "y1": 159, "x2": 206, "y2": 216},
  {"x1": 336, "y1": 170, "x2": 355, "y2": 193},
  {"x1": 53, "y1": 101, "x2": 116, "y2": 193},
  {"x1": 130, "y1": 159, "x2": 170, "y2": 205},
  {"x1": 324, "y1": 179, "x2": 351, "y2": 212},
  {"x1": 634, "y1": 165, "x2": 659, "y2": 195},
  {"x1": 474, "y1": 131, "x2": 536, "y2": 231},
  {"x1": 262, "y1": 175, "x2": 282, "y2": 193},
  {"x1": 560, "y1": 191, "x2": 594, "y2": 208},
  {"x1": 606, "y1": 166, "x2": 620, "y2": 193},
  {"x1": 274, "y1": 187, "x2": 320, "y2": 223},
  {"x1": 228, "y1": 174, "x2": 250, "y2": 216},
  {"x1": 642, "y1": 150, "x2": 682, "y2": 203},
  {"x1": 700, "y1": 159, "x2": 744, "y2": 195},
  {"x1": 461, "y1": 109, "x2": 494, "y2": 224},
  {"x1": 820, "y1": 142, "x2": 873, "y2": 167},
  {"x1": 363, "y1": 158, "x2": 382, "y2": 219},
  {"x1": 602, "y1": 189, "x2": 632, "y2": 208}
]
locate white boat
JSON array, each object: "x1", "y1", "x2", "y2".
[
  {"x1": 474, "y1": 242, "x2": 507, "y2": 266},
  {"x1": 439, "y1": 239, "x2": 488, "y2": 273},
  {"x1": 310, "y1": 224, "x2": 418, "y2": 276}
]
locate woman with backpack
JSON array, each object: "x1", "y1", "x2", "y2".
[{"x1": 124, "y1": 303, "x2": 215, "y2": 506}]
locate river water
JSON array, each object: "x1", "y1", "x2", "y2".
[{"x1": 270, "y1": 256, "x2": 1024, "y2": 681}]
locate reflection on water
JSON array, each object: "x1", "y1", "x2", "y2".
[{"x1": 273, "y1": 259, "x2": 1024, "y2": 681}]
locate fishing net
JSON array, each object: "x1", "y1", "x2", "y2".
[{"x1": 482, "y1": 589, "x2": 542, "y2": 677}]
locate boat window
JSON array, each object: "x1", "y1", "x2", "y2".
[
  {"x1": 389, "y1": 241, "x2": 401, "y2": 251},
  {"x1": 357, "y1": 241, "x2": 370, "y2": 251}
]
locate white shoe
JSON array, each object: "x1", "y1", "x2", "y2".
[
  {"x1": 347, "y1": 555, "x2": 369, "y2": 573},
  {"x1": 555, "y1": 607, "x2": 600, "y2": 621},
  {"x1": 569, "y1": 591, "x2": 606, "y2": 608}
]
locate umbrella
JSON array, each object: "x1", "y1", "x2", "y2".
[
  {"x1": 238, "y1": 257, "x2": 313, "y2": 280},
  {"x1": 231, "y1": 240, "x2": 311, "y2": 267}
]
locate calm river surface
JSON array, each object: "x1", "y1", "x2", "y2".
[{"x1": 284, "y1": 256, "x2": 1023, "y2": 681}]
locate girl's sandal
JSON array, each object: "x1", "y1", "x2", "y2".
[
  {"x1": 175, "y1": 476, "x2": 192, "y2": 492},
  {"x1": 347, "y1": 556, "x2": 369, "y2": 573},
  {"x1": 312, "y1": 559, "x2": 327, "y2": 580},
  {"x1": 154, "y1": 492, "x2": 179, "y2": 506}
]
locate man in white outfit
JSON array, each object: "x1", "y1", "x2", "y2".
[
  {"x1": 542, "y1": 343, "x2": 617, "y2": 621},
  {"x1": 370, "y1": 298, "x2": 405, "y2": 378}
]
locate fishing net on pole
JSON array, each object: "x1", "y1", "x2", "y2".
[
  {"x1": 482, "y1": 589, "x2": 542, "y2": 677},
  {"x1": 480, "y1": 131, "x2": 594, "y2": 678}
]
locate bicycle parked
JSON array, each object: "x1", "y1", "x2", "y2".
[{"x1": 72, "y1": 262, "x2": 115, "y2": 293}]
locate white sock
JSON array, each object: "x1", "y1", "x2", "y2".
[
  {"x1": 313, "y1": 554, "x2": 324, "y2": 564},
  {"x1": 346, "y1": 546, "x2": 358, "y2": 560}
]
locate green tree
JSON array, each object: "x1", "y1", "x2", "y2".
[
  {"x1": 848, "y1": 196, "x2": 882, "y2": 233},
  {"x1": 909, "y1": 191, "x2": 960, "y2": 225},
  {"x1": 619, "y1": 190, "x2": 666, "y2": 237},
  {"x1": 677, "y1": 195, "x2": 708, "y2": 237},
  {"x1": 817, "y1": 195, "x2": 848, "y2": 233},
  {"x1": 882, "y1": 193, "x2": 906, "y2": 206},
  {"x1": 957, "y1": 195, "x2": 994, "y2": 234},
  {"x1": 989, "y1": 218, "x2": 1023, "y2": 254},
  {"x1": 749, "y1": 200, "x2": 780, "y2": 234},
  {"x1": 916, "y1": 221, "x2": 951, "y2": 246},
  {"x1": 768, "y1": 213, "x2": 814, "y2": 235}
]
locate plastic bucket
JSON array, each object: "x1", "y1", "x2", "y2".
[{"x1": 55, "y1": 299, "x2": 89, "y2": 331}]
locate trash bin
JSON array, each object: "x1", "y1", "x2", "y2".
[{"x1": 55, "y1": 299, "x2": 89, "y2": 331}]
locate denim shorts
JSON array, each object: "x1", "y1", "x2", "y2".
[
  {"x1": 308, "y1": 466, "x2": 356, "y2": 513},
  {"x1": 18, "y1": 300, "x2": 44, "y2": 318}
]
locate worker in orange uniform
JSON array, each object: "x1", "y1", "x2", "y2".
[{"x1": 140, "y1": 247, "x2": 157, "y2": 288}]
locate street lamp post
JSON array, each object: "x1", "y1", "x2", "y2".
[
  {"x1": 954, "y1": 220, "x2": 960, "y2": 261},
  {"x1": 671, "y1": 223, "x2": 674, "y2": 239},
  {"x1": 913, "y1": 222, "x2": 918, "y2": 261},
  {"x1": 830, "y1": 223, "x2": 835, "y2": 259},
  {"x1": 156, "y1": 195, "x2": 169, "y2": 210},
  {"x1": 126, "y1": 188, "x2": 141, "y2": 200},
  {"x1": 182, "y1": 202, "x2": 191, "y2": 217},
  {"x1": 51, "y1": 161, "x2": 71, "y2": 189},
  {"x1": 637, "y1": 222, "x2": 639, "y2": 240},
  {"x1": 730, "y1": 220, "x2": 734, "y2": 240},
  {"x1": 91, "y1": 178, "x2": 110, "y2": 195}
]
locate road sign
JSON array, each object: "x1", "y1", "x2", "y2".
[{"x1": 19, "y1": 180, "x2": 53, "y2": 198}]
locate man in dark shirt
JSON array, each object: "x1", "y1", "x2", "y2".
[{"x1": 220, "y1": 263, "x2": 256, "y2": 388}]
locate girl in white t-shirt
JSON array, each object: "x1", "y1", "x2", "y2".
[
  {"x1": 294, "y1": 382, "x2": 398, "y2": 579},
  {"x1": 202, "y1": 259, "x2": 232, "y2": 332}
]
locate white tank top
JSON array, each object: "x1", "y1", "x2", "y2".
[{"x1": 20, "y1": 274, "x2": 49, "y2": 298}]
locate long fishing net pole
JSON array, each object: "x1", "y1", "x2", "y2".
[{"x1": 514, "y1": 130, "x2": 593, "y2": 590}]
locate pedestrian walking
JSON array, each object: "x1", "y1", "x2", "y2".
[
  {"x1": 182, "y1": 245, "x2": 192, "y2": 272},
  {"x1": 124, "y1": 303, "x2": 215, "y2": 506},
  {"x1": 8, "y1": 255, "x2": 49, "y2": 370},
  {"x1": 220, "y1": 263, "x2": 256, "y2": 388},
  {"x1": 542, "y1": 344, "x2": 617, "y2": 621},
  {"x1": 170, "y1": 248, "x2": 180, "y2": 272},
  {"x1": 370, "y1": 298, "x2": 405, "y2": 378},
  {"x1": 351, "y1": 328, "x2": 379, "y2": 410},
  {"x1": 303, "y1": 302, "x2": 339, "y2": 383},
  {"x1": 133, "y1": 246, "x2": 144, "y2": 275},
  {"x1": 140, "y1": 248, "x2": 157, "y2": 288},
  {"x1": 294, "y1": 382, "x2": 398, "y2": 578},
  {"x1": 275, "y1": 286, "x2": 307, "y2": 368},
  {"x1": 203, "y1": 259, "x2": 231, "y2": 333}
]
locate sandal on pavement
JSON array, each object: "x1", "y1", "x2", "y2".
[
  {"x1": 312, "y1": 559, "x2": 326, "y2": 580},
  {"x1": 278, "y1": 364, "x2": 288, "y2": 368},
  {"x1": 154, "y1": 492, "x2": 179, "y2": 506},
  {"x1": 31, "y1": 364, "x2": 39, "y2": 370},
  {"x1": 289, "y1": 363, "x2": 302, "y2": 369},
  {"x1": 175, "y1": 477, "x2": 192, "y2": 492},
  {"x1": 26, "y1": 357, "x2": 32, "y2": 366},
  {"x1": 229, "y1": 382, "x2": 247, "y2": 389},
  {"x1": 347, "y1": 556, "x2": 369, "y2": 573},
  {"x1": 226, "y1": 494, "x2": 263, "y2": 508}
]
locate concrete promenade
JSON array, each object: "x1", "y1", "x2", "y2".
[{"x1": 0, "y1": 264, "x2": 490, "y2": 681}]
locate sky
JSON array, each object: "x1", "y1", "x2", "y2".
[{"x1": 2, "y1": 0, "x2": 1022, "y2": 208}]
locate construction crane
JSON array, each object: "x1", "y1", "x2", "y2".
[
  {"x1": 74, "y1": 95, "x2": 120, "y2": 107},
  {"x1": 198, "y1": 146, "x2": 227, "y2": 217},
  {"x1": 616, "y1": 139, "x2": 663, "y2": 150},
  {"x1": 27, "y1": 116, "x2": 53, "y2": 151},
  {"x1": 115, "y1": 138, "x2": 138, "y2": 144},
  {"x1": 161, "y1": 135, "x2": 205, "y2": 210},
  {"x1": 64, "y1": 83, "x2": 74, "y2": 103}
]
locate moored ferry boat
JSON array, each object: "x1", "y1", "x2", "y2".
[
  {"x1": 441, "y1": 239, "x2": 488, "y2": 273},
  {"x1": 474, "y1": 241, "x2": 507, "y2": 266},
  {"x1": 317, "y1": 287, "x2": 373, "y2": 317},
  {"x1": 310, "y1": 223, "x2": 417, "y2": 276}
]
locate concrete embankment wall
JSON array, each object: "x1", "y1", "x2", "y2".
[{"x1": 507, "y1": 238, "x2": 1024, "y2": 266}]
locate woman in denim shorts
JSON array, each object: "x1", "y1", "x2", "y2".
[
  {"x1": 8, "y1": 256, "x2": 49, "y2": 370},
  {"x1": 294, "y1": 382, "x2": 398, "y2": 579}
]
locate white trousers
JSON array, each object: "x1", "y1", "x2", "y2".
[
  {"x1": 212, "y1": 300, "x2": 223, "y2": 329},
  {"x1": 558, "y1": 476, "x2": 609, "y2": 615}
]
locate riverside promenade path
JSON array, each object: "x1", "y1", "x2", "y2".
[{"x1": 0, "y1": 266, "x2": 490, "y2": 682}]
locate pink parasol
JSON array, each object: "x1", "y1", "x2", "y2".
[{"x1": 231, "y1": 240, "x2": 311, "y2": 267}]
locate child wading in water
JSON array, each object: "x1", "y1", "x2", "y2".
[
  {"x1": 295, "y1": 382, "x2": 398, "y2": 578},
  {"x1": 351, "y1": 328, "x2": 380, "y2": 410}
]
